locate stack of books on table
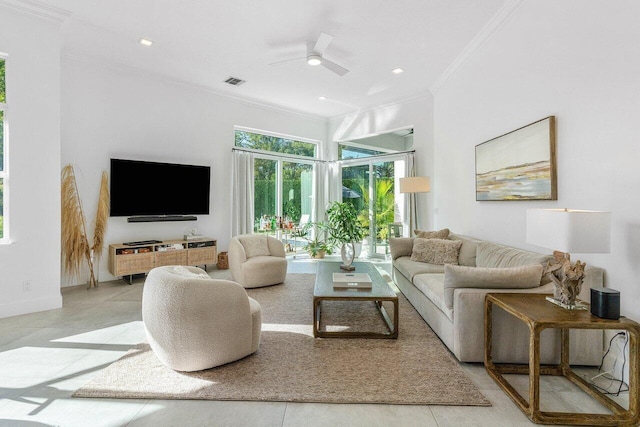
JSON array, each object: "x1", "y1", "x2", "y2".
[{"x1": 333, "y1": 273, "x2": 372, "y2": 289}]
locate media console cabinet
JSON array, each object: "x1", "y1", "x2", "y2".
[{"x1": 108, "y1": 238, "x2": 217, "y2": 283}]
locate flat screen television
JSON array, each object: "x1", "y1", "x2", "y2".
[{"x1": 110, "y1": 158, "x2": 211, "y2": 217}]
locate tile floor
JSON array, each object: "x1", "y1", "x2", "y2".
[{"x1": 0, "y1": 256, "x2": 629, "y2": 426}]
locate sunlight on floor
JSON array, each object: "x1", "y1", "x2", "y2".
[{"x1": 261, "y1": 323, "x2": 313, "y2": 336}]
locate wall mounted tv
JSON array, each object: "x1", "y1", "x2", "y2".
[{"x1": 110, "y1": 158, "x2": 211, "y2": 220}]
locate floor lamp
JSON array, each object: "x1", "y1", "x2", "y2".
[{"x1": 399, "y1": 176, "x2": 431, "y2": 235}]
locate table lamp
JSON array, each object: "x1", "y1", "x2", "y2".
[
  {"x1": 526, "y1": 208, "x2": 611, "y2": 308},
  {"x1": 399, "y1": 176, "x2": 430, "y2": 234}
]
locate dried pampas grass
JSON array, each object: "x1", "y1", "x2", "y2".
[
  {"x1": 92, "y1": 171, "x2": 110, "y2": 260},
  {"x1": 61, "y1": 165, "x2": 109, "y2": 289}
]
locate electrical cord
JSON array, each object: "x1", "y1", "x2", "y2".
[{"x1": 590, "y1": 332, "x2": 629, "y2": 396}]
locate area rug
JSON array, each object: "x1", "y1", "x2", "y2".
[{"x1": 73, "y1": 273, "x2": 490, "y2": 406}]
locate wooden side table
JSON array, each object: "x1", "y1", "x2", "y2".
[{"x1": 484, "y1": 293, "x2": 639, "y2": 426}]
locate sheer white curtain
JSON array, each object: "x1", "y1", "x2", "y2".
[
  {"x1": 403, "y1": 152, "x2": 416, "y2": 236},
  {"x1": 313, "y1": 160, "x2": 337, "y2": 222},
  {"x1": 231, "y1": 150, "x2": 255, "y2": 238}
]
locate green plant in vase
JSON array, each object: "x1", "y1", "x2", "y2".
[
  {"x1": 326, "y1": 201, "x2": 365, "y2": 270},
  {"x1": 300, "y1": 221, "x2": 333, "y2": 259}
]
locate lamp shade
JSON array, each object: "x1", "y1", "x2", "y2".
[
  {"x1": 526, "y1": 209, "x2": 611, "y2": 253},
  {"x1": 399, "y1": 176, "x2": 430, "y2": 193}
]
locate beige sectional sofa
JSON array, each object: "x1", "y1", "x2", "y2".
[{"x1": 390, "y1": 232, "x2": 604, "y2": 365}]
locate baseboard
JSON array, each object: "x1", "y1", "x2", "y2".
[{"x1": 0, "y1": 294, "x2": 63, "y2": 319}]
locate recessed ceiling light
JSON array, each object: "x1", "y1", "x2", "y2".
[
  {"x1": 139, "y1": 38, "x2": 154, "y2": 47},
  {"x1": 392, "y1": 67, "x2": 405, "y2": 74},
  {"x1": 318, "y1": 96, "x2": 327, "y2": 101}
]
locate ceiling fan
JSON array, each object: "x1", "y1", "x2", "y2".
[{"x1": 270, "y1": 32, "x2": 349, "y2": 76}]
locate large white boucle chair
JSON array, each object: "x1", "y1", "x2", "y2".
[
  {"x1": 142, "y1": 266, "x2": 262, "y2": 372},
  {"x1": 229, "y1": 234, "x2": 287, "y2": 288}
]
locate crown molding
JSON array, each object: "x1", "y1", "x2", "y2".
[
  {"x1": 61, "y1": 49, "x2": 328, "y2": 124},
  {"x1": 0, "y1": 0, "x2": 71, "y2": 23},
  {"x1": 430, "y1": 0, "x2": 525, "y2": 95}
]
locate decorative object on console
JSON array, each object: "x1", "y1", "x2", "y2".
[
  {"x1": 399, "y1": 176, "x2": 430, "y2": 233},
  {"x1": 61, "y1": 165, "x2": 109, "y2": 289},
  {"x1": 526, "y1": 208, "x2": 611, "y2": 308},
  {"x1": 476, "y1": 116, "x2": 556, "y2": 201},
  {"x1": 326, "y1": 201, "x2": 365, "y2": 271}
]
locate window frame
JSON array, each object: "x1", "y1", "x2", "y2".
[
  {"x1": 234, "y1": 126, "x2": 320, "y2": 226},
  {"x1": 234, "y1": 126, "x2": 319, "y2": 159},
  {"x1": 0, "y1": 54, "x2": 7, "y2": 243}
]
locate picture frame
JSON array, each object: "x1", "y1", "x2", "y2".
[{"x1": 475, "y1": 116, "x2": 557, "y2": 201}]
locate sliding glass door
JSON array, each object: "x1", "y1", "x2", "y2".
[
  {"x1": 253, "y1": 155, "x2": 315, "y2": 253},
  {"x1": 341, "y1": 156, "x2": 406, "y2": 258}
]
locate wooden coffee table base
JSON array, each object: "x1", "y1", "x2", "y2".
[
  {"x1": 485, "y1": 293, "x2": 640, "y2": 426},
  {"x1": 313, "y1": 296, "x2": 398, "y2": 339},
  {"x1": 313, "y1": 262, "x2": 399, "y2": 339}
]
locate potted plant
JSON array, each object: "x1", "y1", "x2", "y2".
[
  {"x1": 326, "y1": 201, "x2": 365, "y2": 270},
  {"x1": 299, "y1": 221, "x2": 333, "y2": 259}
]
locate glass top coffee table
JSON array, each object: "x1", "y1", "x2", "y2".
[{"x1": 313, "y1": 261, "x2": 398, "y2": 339}]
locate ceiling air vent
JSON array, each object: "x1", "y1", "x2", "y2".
[{"x1": 224, "y1": 77, "x2": 246, "y2": 86}]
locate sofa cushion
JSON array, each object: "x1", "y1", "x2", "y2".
[
  {"x1": 389, "y1": 237, "x2": 414, "y2": 260},
  {"x1": 238, "y1": 234, "x2": 270, "y2": 258},
  {"x1": 448, "y1": 233, "x2": 482, "y2": 267},
  {"x1": 413, "y1": 273, "x2": 453, "y2": 321},
  {"x1": 476, "y1": 241, "x2": 553, "y2": 271},
  {"x1": 443, "y1": 264, "x2": 544, "y2": 309},
  {"x1": 394, "y1": 257, "x2": 445, "y2": 281},
  {"x1": 414, "y1": 228, "x2": 450, "y2": 239},
  {"x1": 411, "y1": 238, "x2": 462, "y2": 265}
]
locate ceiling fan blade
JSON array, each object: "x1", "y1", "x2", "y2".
[
  {"x1": 269, "y1": 57, "x2": 305, "y2": 66},
  {"x1": 313, "y1": 32, "x2": 334, "y2": 55},
  {"x1": 321, "y1": 58, "x2": 349, "y2": 76}
]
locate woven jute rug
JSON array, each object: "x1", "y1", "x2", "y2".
[{"x1": 73, "y1": 273, "x2": 490, "y2": 406}]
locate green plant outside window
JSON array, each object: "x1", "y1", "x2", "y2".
[
  {"x1": 0, "y1": 58, "x2": 5, "y2": 103},
  {"x1": 235, "y1": 130, "x2": 316, "y2": 158}
]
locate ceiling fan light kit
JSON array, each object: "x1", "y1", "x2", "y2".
[
  {"x1": 307, "y1": 55, "x2": 322, "y2": 66},
  {"x1": 271, "y1": 32, "x2": 349, "y2": 76}
]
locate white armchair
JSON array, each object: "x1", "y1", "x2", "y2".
[
  {"x1": 229, "y1": 234, "x2": 287, "y2": 288},
  {"x1": 142, "y1": 266, "x2": 262, "y2": 372}
]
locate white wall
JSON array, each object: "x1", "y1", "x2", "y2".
[
  {"x1": 0, "y1": 8, "x2": 63, "y2": 318},
  {"x1": 328, "y1": 94, "x2": 435, "y2": 230},
  {"x1": 433, "y1": 0, "x2": 640, "y2": 319},
  {"x1": 61, "y1": 59, "x2": 327, "y2": 286}
]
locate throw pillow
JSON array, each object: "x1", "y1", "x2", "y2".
[
  {"x1": 238, "y1": 234, "x2": 270, "y2": 258},
  {"x1": 443, "y1": 264, "x2": 543, "y2": 309},
  {"x1": 410, "y1": 238, "x2": 462, "y2": 265},
  {"x1": 476, "y1": 241, "x2": 553, "y2": 269},
  {"x1": 414, "y1": 228, "x2": 450, "y2": 239},
  {"x1": 389, "y1": 237, "x2": 414, "y2": 260}
]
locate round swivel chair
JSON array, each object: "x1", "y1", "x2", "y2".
[{"x1": 142, "y1": 266, "x2": 262, "y2": 371}]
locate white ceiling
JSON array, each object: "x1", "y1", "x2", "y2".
[{"x1": 36, "y1": 0, "x2": 508, "y2": 118}]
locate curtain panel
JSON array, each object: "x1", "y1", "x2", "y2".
[{"x1": 231, "y1": 151, "x2": 255, "y2": 238}]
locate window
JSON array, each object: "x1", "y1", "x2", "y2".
[
  {"x1": 235, "y1": 128, "x2": 316, "y2": 158},
  {"x1": 338, "y1": 144, "x2": 386, "y2": 159},
  {"x1": 234, "y1": 128, "x2": 317, "y2": 242},
  {"x1": 341, "y1": 157, "x2": 405, "y2": 258},
  {"x1": 0, "y1": 57, "x2": 6, "y2": 241}
]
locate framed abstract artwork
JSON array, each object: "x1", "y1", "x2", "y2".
[{"x1": 475, "y1": 116, "x2": 557, "y2": 201}]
